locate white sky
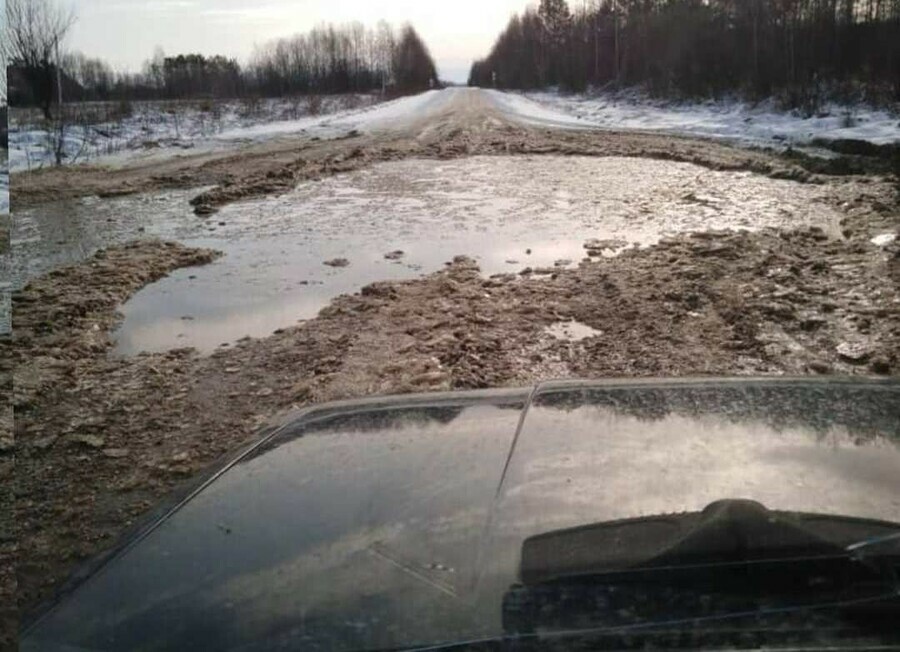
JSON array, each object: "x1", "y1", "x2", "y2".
[{"x1": 65, "y1": 0, "x2": 538, "y2": 83}]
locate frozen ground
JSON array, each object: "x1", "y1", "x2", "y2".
[
  {"x1": 494, "y1": 89, "x2": 900, "y2": 148},
  {"x1": 11, "y1": 154, "x2": 842, "y2": 355},
  {"x1": 8, "y1": 94, "x2": 384, "y2": 172}
]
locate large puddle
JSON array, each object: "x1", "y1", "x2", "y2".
[{"x1": 10, "y1": 155, "x2": 841, "y2": 354}]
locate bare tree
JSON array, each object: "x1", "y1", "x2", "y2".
[
  {"x1": 7, "y1": 0, "x2": 75, "y2": 119},
  {"x1": 245, "y1": 21, "x2": 436, "y2": 98}
]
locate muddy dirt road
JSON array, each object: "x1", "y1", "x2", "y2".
[
  {"x1": 12, "y1": 88, "x2": 820, "y2": 212},
  {"x1": 6, "y1": 88, "x2": 900, "y2": 647},
  {"x1": 12, "y1": 154, "x2": 850, "y2": 357}
]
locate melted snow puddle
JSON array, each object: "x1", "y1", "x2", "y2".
[
  {"x1": 545, "y1": 321, "x2": 603, "y2": 342},
  {"x1": 11, "y1": 155, "x2": 842, "y2": 355}
]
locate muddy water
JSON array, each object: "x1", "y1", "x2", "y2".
[{"x1": 9, "y1": 155, "x2": 842, "y2": 354}]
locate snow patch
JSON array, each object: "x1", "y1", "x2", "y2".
[
  {"x1": 871, "y1": 233, "x2": 897, "y2": 247},
  {"x1": 545, "y1": 321, "x2": 603, "y2": 342},
  {"x1": 7, "y1": 94, "x2": 395, "y2": 172},
  {"x1": 213, "y1": 90, "x2": 442, "y2": 142},
  {"x1": 501, "y1": 89, "x2": 900, "y2": 147}
]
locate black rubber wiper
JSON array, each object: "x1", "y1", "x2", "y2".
[
  {"x1": 846, "y1": 531, "x2": 900, "y2": 591},
  {"x1": 847, "y1": 531, "x2": 900, "y2": 558}
]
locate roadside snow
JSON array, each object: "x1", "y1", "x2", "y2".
[
  {"x1": 10, "y1": 88, "x2": 897, "y2": 173},
  {"x1": 8, "y1": 91, "x2": 449, "y2": 172},
  {"x1": 213, "y1": 90, "x2": 442, "y2": 141},
  {"x1": 500, "y1": 89, "x2": 900, "y2": 147},
  {"x1": 337, "y1": 89, "x2": 444, "y2": 130},
  {"x1": 486, "y1": 90, "x2": 589, "y2": 130},
  {"x1": 8, "y1": 94, "x2": 385, "y2": 172}
]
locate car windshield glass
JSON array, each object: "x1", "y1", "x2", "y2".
[{"x1": 20, "y1": 381, "x2": 900, "y2": 652}]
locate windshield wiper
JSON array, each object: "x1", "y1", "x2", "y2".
[
  {"x1": 847, "y1": 531, "x2": 900, "y2": 556},
  {"x1": 847, "y1": 532, "x2": 900, "y2": 592}
]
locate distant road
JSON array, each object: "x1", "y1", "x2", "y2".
[{"x1": 10, "y1": 87, "x2": 806, "y2": 211}]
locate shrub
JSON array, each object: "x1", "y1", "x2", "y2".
[
  {"x1": 305, "y1": 94, "x2": 323, "y2": 116},
  {"x1": 113, "y1": 99, "x2": 134, "y2": 121},
  {"x1": 238, "y1": 96, "x2": 262, "y2": 119}
]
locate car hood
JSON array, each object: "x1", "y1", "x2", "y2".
[{"x1": 23, "y1": 378, "x2": 900, "y2": 651}]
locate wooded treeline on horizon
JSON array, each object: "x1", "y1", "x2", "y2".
[
  {"x1": 8, "y1": 20, "x2": 440, "y2": 112},
  {"x1": 469, "y1": 0, "x2": 900, "y2": 107}
]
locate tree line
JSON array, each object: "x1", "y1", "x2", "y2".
[
  {"x1": 6, "y1": 0, "x2": 440, "y2": 115},
  {"x1": 249, "y1": 22, "x2": 438, "y2": 96},
  {"x1": 469, "y1": 0, "x2": 900, "y2": 106}
]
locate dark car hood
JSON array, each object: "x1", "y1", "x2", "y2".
[{"x1": 23, "y1": 378, "x2": 900, "y2": 651}]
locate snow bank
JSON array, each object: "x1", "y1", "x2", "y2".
[
  {"x1": 503, "y1": 89, "x2": 900, "y2": 147},
  {"x1": 8, "y1": 95, "x2": 383, "y2": 172},
  {"x1": 213, "y1": 90, "x2": 441, "y2": 141},
  {"x1": 7, "y1": 91, "x2": 448, "y2": 172},
  {"x1": 485, "y1": 90, "x2": 589, "y2": 130},
  {"x1": 334, "y1": 90, "x2": 443, "y2": 130}
]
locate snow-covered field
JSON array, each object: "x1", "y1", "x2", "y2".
[
  {"x1": 496, "y1": 89, "x2": 900, "y2": 148},
  {"x1": 8, "y1": 91, "x2": 460, "y2": 172},
  {"x1": 8, "y1": 94, "x2": 383, "y2": 172}
]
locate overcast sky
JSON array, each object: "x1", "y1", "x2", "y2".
[{"x1": 65, "y1": 0, "x2": 537, "y2": 83}]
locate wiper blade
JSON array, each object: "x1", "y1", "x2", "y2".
[
  {"x1": 847, "y1": 532, "x2": 900, "y2": 593},
  {"x1": 847, "y1": 532, "x2": 900, "y2": 556}
]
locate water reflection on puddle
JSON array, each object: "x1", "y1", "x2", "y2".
[{"x1": 11, "y1": 155, "x2": 840, "y2": 355}]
